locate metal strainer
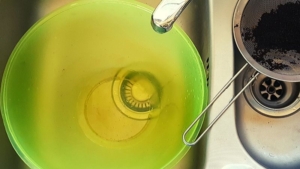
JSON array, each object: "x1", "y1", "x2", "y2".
[
  {"x1": 235, "y1": 0, "x2": 300, "y2": 81},
  {"x1": 183, "y1": 0, "x2": 300, "y2": 146}
]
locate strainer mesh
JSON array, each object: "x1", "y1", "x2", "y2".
[{"x1": 240, "y1": 0, "x2": 300, "y2": 75}]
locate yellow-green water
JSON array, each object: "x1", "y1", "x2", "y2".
[{"x1": 0, "y1": 1, "x2": 207, "y2": 168}]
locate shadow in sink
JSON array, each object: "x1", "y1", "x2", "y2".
[
  {"x1": 234, "y1": 44, "x2": 300, "y2": 169},
  {"x1": 0, "y1": 0, "x2": 210, "y2": 168}
]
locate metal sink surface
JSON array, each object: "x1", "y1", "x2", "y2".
[{"x1": 1, "y1": 0, "x2": 296, "y2": 168}]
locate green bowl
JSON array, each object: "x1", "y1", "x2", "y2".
[{"x1": 0, "y1": 0, "x2": 208, "y2": 168}]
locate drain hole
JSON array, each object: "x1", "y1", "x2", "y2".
[
  {"x1": 259, "y1": 78, "x2": 285, "y2": 101},
  {"x1": 112, "y1": 69, "x2": 161, "y2": 120},
  {"x1": 243, "y1": 67, "x2": 300, "y2": 117},
  {"x1": 120, "y1": 72, "x2": 160, "y2": 112},
  {"x1": 253, "y1": 76, "x2": 298, "y2": 109}
]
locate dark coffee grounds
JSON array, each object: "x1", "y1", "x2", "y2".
[{"x1": 243, "y1": 1, "x2": 300, "y2": 71}]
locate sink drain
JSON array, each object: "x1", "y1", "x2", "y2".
[
  {"x1": 259, "y1": 78, "x2": 284, "y2": 102},
  {"x1": 243, "y1": 67, "x2": 300, "y2": 117},
  {"x1": 119, "y1": 71, "x2": 160, "y2": 112},
  {"x1": 253, "y1": 76, "x2": 299, "y2": 109},
  {"x1": 112, "y1": 68, "x2": 161, "y2": 120}
]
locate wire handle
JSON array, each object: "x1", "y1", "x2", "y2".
[{"x1": 183, "y1": 63, "x2": 260, "y2": 146}]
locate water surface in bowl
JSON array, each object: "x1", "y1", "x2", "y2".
[{"x1": 0, "y1": 0, "x2": 207, "y2": 168}]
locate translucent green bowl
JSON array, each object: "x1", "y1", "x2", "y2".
[{"x1": 0, "y1": 0, "x2": 208, "y2": 168}]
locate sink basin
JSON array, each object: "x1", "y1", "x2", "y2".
[
  {"x1": 0, "y1": 0, "x2": 209, "y2": 168},
  {"x1": 5, "y1": 0, "x2": 297, "y2": 168},
  {"x1": 235, "y1": 45, "x2": 300, "y2": 169},
  {"x1": 233, "y1": 5, "x2": 300, "y2": 168}
]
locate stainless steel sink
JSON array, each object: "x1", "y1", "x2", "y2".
[
  {"x1": 203, "y1": 0, "x2": 300, "y2": 168},
  {"x1": 4, "y1": 0, "x2": 298, "y2": 168},
  {"x1": 235, "y1": 47, "x2": 300, "y2": 169},
  {"x1": 196, "y1": 0, "x2": 263, "y2": 168},
  {"x1": 232, "y1": 0, "x2": 300, "y2": 168}
]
